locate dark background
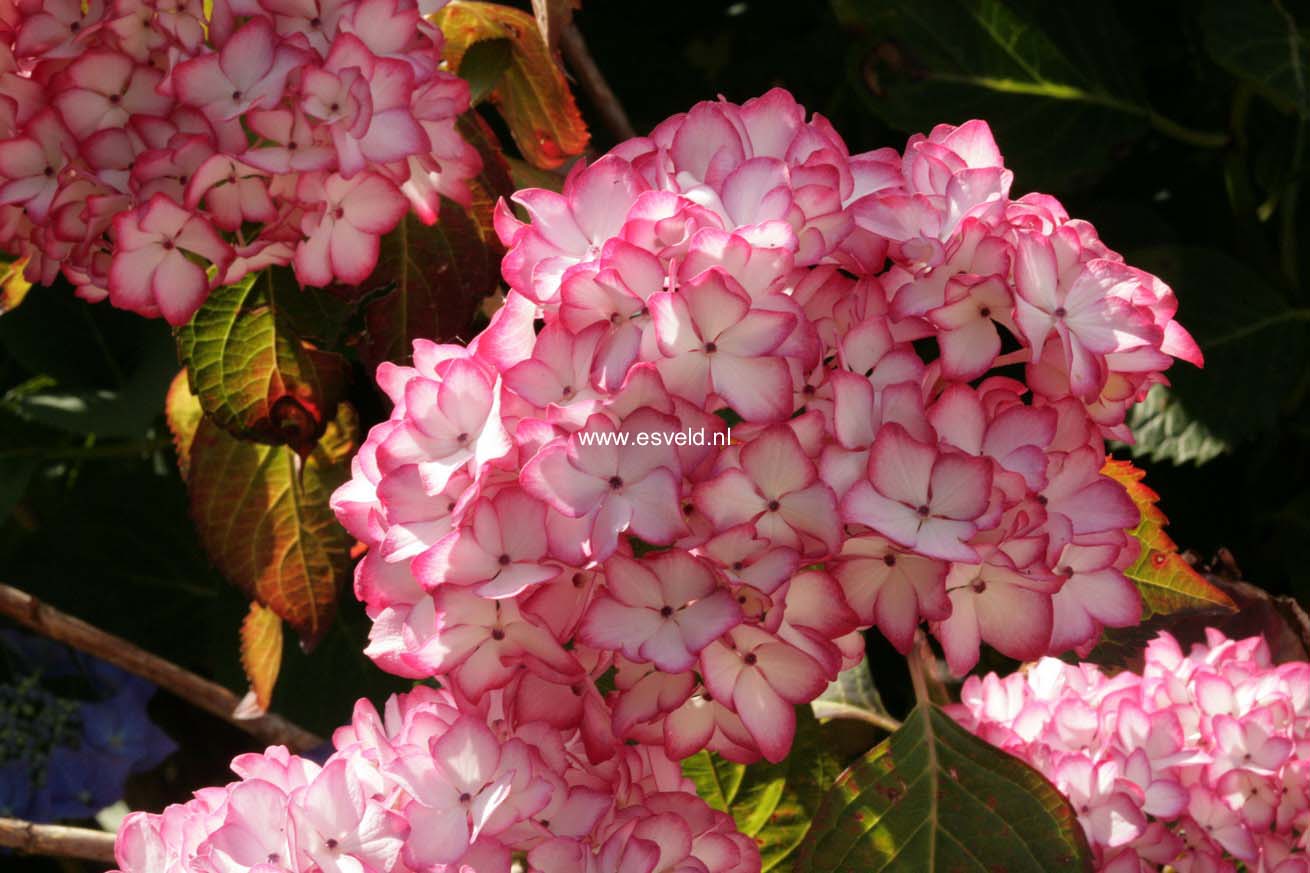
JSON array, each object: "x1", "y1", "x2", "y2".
[{"x1": 4, "y1": 0, "x2": 1309, "y2": 868}]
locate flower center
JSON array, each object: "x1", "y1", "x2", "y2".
[
  {"x1": 883, "y1": 554, "x2": 897, "y2": 567},
  {"x1": 766, "y1": 499, "x2": 780, "y2": 511},
  {"x1": 1053, "y1": 306, "x2": 1067, "y2": 318},
  {"x1": 915, "y1": 504, "x2": 930, "y2": 517},
  {"x1": 660, "y1": 605, "x2": 673, "y2": 618},
  {"x1": 608, "y1": 475, "x2": 623, "y2": 490},
  {"x1": 703, "y1": 341, "x2": 717, "y2": 354},
  {"x1": 743, "y1": 653, "x2": 757, "y2": 666},
  {"x1": 497, "y1": 553, "x2": 511, "y2": 566},
  {"x1": 490, "y1": 628, "x2": 505, "y2": 641}
]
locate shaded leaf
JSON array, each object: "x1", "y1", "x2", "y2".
[
  {"x1": 1200, "y1": 0, "x2": 1309, "y2": 117},
  {"x1": 832, "y1": 0, "x2": 1161, "y2": 191},
  {"x1": 683, "y1": 709, "x2": 843, "y2": 872},
  {"x1": 794, "y1": 703, "x2": 1093, "y2": 873},
  {"x1": 1102, "y1": 458, "x2": 1237, "y2": 616},
  {"x1": 239, "y1": 601, "x2": 284, "y2": 714},
  {"x1": 360, "y1": 203, "x2": 499, "y2": 368},
  {"x1": 9, "y1": 325, "x2": 177, "y2": 439},
  {"x1": 434, "y1": 0, "x2": 589, "y2": 169},
  {"x1": 186, "y1": 380, "x2": 357, "y2": 648},
  {"x1": 812, "y1": 659, "x2": 894, "y2": 727},
  {"x1": 177, "y1": 268, "x2": 348, "y2": 456},
  {"x1": 0, "y1": 254, "x2": 30, "y2": 315},
  {"x1": 457, "y1": 112, "x2": 518, "y2": 237},
  {"x1": 1126, "y1": 245, "x2": 1307, "y2": 452}
]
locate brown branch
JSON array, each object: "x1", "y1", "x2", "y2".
[
  {"x1": 0, "y1": 819, "x2": 117, "y2": 864},
  {"x1": 0, "y1": 583, "x2": 323, "y2": 752},
  {"x1": 559, "y1": 21, "x2": 636, "y2": 143}
]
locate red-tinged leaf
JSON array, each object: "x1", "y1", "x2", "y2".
[
  {"x1": 434, "y1": 0, "x2": 589, "y2": 169},
  {"x1": 360, "y1": 202, "x2": 499, "y2": 368},
  {"x1": 164, "y1": 369, "x2": 204, "y2": 482},
  {"x1": 239, "y1": 601, "x2": 283, "y2": 713},
  {"x1": 187, "y1": 399, "x2": 359, "y2": 648},
  {"x1": 457, "y1": 112, "x2": 517, "y2": 239},
  {"x1": 1102, "y1": 457, "x2": 1237, "y2": 616},
  {"x1": 177, "y1": 268, "x2": 349, "y2": 457},
  {"x1": 0, "y1": 254, "x2": 30, "y2": 315},
  {"x1": 532, "y1": 0, "x2": 579, "y2": 54}
]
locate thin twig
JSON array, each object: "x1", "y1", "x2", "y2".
[
  {"x1": 559, "y1": 21, "x2": 635, "y2": 142},
  {"x1": 0, "y1": 818, "x2": 117, "y2": 864},
  {"x1": 0, "y1": 583, "x2": 323, "y2": 752}
]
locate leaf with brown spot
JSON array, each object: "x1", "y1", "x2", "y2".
[
  {"x1": 239, "y1": 601, "x2": 284, "y2": 713},
  {"x1": 1101, "y1": 458, "x2": 1237, "y2": 616},
  {"x1": 187, "y1": 399, "x2": 358, "y2": 648},
  {"x1": 433, "y1": 0, "x2": 589, "y2": 169},
  {"x1": 177, "y1": 268, "x2": 348, "y2": 456}
]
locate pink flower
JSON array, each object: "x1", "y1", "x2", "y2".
[
  {"x1": 521, "y1": 409, "x2": 687, "y2": 561},
  {"x1": 108, "y1": 194, "x2": 233, "y2": 324},
  {"x1": 649, "y1": 269, "x2": 797, "y2": 422},
  {"x1": 694, "y1": 424, "x2": 841, "y2": 557},
  {"x1": 842, "y1": 423, "x2": 994, "y2": 562},
  {"x1": 293, "y1": 171, "x2": 408, "y2": 285},
  {"x1": 173, "y1": 15, "x2": 308, "y2": 120},
  {"x1": 579, "y1": 551, "x2": 741, "y2": 673},
  {"x1": 699, "y1": 626, "x2": 828, "y2": 762}
]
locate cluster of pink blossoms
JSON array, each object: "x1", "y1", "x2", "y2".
[
  {"x1": 0, "y1": 0, "x2": 478, "y2": 324},
  {"x1": 330, "y1": 87, "x2": 1204, "y2": 773},
  {"x1": 952, "y1": 632, "x2": 1310, "y2": 873},
  {"x1": 113, "y1": 685, "x2": 759, "y2": 873}
]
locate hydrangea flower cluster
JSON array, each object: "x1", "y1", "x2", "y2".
[
  {"x1": 0, "y1": 630, "x2": 175, "y2": 821},
  {"x1": 0, "y1": 0, "x2": 478, "y2": 324},
  {"x1": 951, "y1": 631, "x2": 1310, "y2": 873},
  {"x1": 331, "y1": 87, "x2": 1203, "y2": 770},
  {"x1": 113, "y1": 684, "x2": 760, "y2": 873}
]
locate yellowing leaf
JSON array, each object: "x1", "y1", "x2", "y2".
[
  {"x1": 1102, "y1": 458, "x2": 1237, "y2": 616},
  {"x1": 0, "y1": 255, "x2": 31, "y2": 315},
  {"x1": 434, "y1": 0, "x2": 589, "y2": 169},
  {"x1": 177, "y1": 268, "x2": 348, "y2": 457},
  {"x1": 240, "y1": 601, "x2": 284, "y2": 713},
  {"x1": 187, "y1": 401, "x2": 358, "y2": 648},
  {"x1": 165, "y1": 369, "x2": 204, "y2": 482}
]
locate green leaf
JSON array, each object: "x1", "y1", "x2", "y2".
[
  {"x1": 683, "y1": 708, "x2": 842, "y2": 871},
  {"x1": 1120, "y1": 384, "x2": 1229, "y2": 466},
  {"x1": 1125, "y1": 245, "x2": 1309, "y2": 456},
  {"x1": 831, "y1": 0, "x2": 1222, "y2": 191},
  {"x1": 811, "y1": 659, "x2": 895, "y2": 728},
  {"x1": 177, "y1": 268, "x2": 348, "y2": 456},
  {"x1": 794, "y1": 703, "x2": 1093, "y2": 873},
  {"x1": 360, "y1": 203, "x2": 500, "y2": 368},
  {"x1": 184, "y1": 383, "x2": 357, "y2": 649},
  {"x1": 1200, "y1": 0, "x2": 1310, "y2": 117},
  {"x1": 459, "y1": 37, "x2": 514, "y2": 104}
]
